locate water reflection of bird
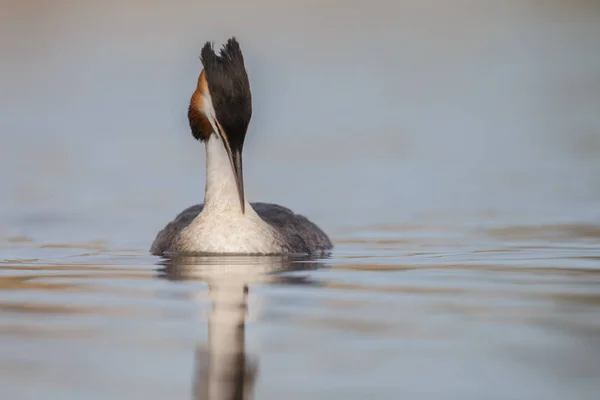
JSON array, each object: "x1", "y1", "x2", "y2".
[
  {"x1": 157, "y1": 255, "x2": 324, "y2": 400},
  {"x1": 151, "y1": 37, "x2": 332, "y2": 256}
]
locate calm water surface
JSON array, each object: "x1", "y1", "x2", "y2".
[{"x1": 1, "y1": 220, "x2": 599, "y2": 399}]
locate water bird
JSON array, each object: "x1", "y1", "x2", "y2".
[{"x1": 151, "y1": 37, "x2": 332, "y2": 256}]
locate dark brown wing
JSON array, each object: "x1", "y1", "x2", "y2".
[
  {"x1": 150, "y1": 204, "x2": 204, "y2": 255},
  {"x1": 252, "y1": 202, "x2": 333, "y2": 254}
]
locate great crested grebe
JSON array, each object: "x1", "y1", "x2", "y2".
[{"x1": 151, "y1": 37, "x2": 332, "y2": 256}]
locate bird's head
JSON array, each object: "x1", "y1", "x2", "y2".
[{"x1": 188, "y1": 37, "x2": 252, "y2": 213}]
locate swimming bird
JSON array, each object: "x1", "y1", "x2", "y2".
[{"x1": 151, "y1": 37, "x2": 332, "y2": 256}]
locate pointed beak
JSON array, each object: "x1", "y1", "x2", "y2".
[
  {"x1": 230, "y1": 146, "x2": 245, "y2": 213},
  {"x1": 214, "y1": 123, "x2": 246, "y2": 213}
]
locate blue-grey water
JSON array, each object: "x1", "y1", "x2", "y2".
[{"x1": 1, "y1": 1, "x2": 600, "y2": 399}]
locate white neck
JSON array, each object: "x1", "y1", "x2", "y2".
[
  {"x1": 203, "y1": 134, "x2": 246, "y2": 213},
  {"x1": 188, "y1": 134, "x2": 282, "y2": 254}
]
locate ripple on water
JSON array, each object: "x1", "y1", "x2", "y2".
[{"x1": 0, "y1": 224, "x2": 599, "y2": 399}]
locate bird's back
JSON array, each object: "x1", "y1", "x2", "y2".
[
  {"x1": 151, "y1": 203, "x2": 332, "y2": 256},
  {"x1": 252, "y1": 202, "x2": 333, "y2": 254}
]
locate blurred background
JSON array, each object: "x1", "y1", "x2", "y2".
[
  {"x1": 0, "y1": 1, "x2": 599, "y2": 399},
  {"x1": 1, "y1": 0, "x2": 599, "y2": 247}
]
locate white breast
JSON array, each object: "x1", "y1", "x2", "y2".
[
  {"x1": 180, "y1": 205, "x2": 283, "y2": 254},
  {"x1": 174, "y1": 134, "x2": 284, "y2": 254}
]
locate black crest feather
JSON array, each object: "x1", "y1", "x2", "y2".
[{"x1": 200, "y1": 37, "x2": 252, "y2": 148}]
